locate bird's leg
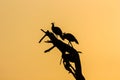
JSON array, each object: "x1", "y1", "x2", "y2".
[
  {"x1": 69, "y1": 42, "x2": 73, "y2": 47},
  {"x1": 44, "y1": 45, "x2": 55, "y2": 53}
]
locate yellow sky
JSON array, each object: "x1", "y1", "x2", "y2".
[{"x1": 0, "y1": 0, "x2": 120, "y2": 80}]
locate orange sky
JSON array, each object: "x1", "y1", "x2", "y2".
[{"x1": 0, "y1": 0, "x2": 120, "y2": 80}]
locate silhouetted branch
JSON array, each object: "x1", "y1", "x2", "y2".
[
  {"x1": 39, "y1": 29, "x2": 85, "y2": 80},
  {"x1": 44, "y1": 45, "x2": 55, "y2": 53}
]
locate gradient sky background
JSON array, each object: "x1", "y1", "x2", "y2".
[{"x1": 0, "y1": 0, "x2": 120, "y2": 80}]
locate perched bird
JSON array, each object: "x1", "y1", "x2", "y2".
[
  {"x1": 62, "y1": 32, "x2": 79, "y2": 47},
  {"x1": 51, "y1": 23, "x2": 63, "y2": 39}
]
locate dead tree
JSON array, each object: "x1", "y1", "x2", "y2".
[{"x1": 39, "y1": 29, "x2": 85, "y2": 80}]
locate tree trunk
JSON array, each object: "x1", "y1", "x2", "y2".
[{"x1": 75, "y1": 54, "x2": 85, "y2": 80}]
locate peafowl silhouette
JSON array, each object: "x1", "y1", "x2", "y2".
[
  {"x1": 51, "y1": 23, "x2": 63, "y2": 39},
  {"x1": 62, "y1": 32, "x2": 79, "y2": 47},
  {"x1": 39, "y1": 28, "x2": 85, "y2": 80}
]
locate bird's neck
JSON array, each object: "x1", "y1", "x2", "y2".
[
  {"x1": 52, "y1": 24, "x2": 54, "y2": 30},
  {"x1": 52, "y1": 24, "x2": 54, "y2": 27}
]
